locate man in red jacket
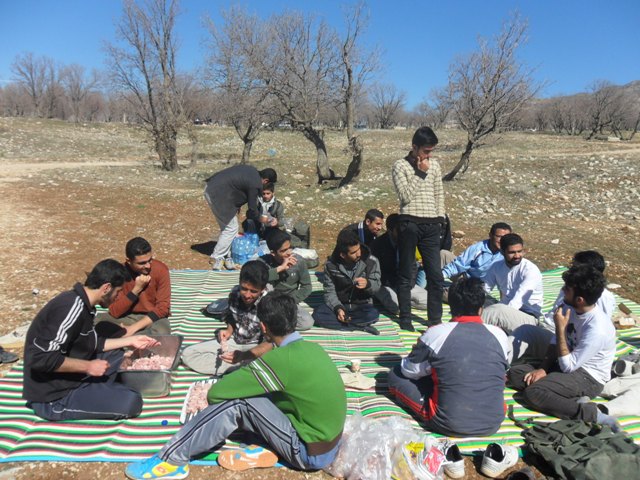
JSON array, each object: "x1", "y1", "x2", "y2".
[{"x1": 95, "y1": 237, "x2": 171, "y2": 337}]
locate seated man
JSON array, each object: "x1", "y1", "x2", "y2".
[
  {"x1": 242, "y1": 181, "x2": 284, "y2": 240},
  {"x1": 259, "y1": 230, "x2": 314, "y2": 331},
  {"x1": 442, "y1": 222, "x2": 512, "y2": 282},
  {"x1": 23, "y1": 259, "x2": 159, "y2": 421},
  {"x1": 312, "y1": 230, "x2": 381, "y2": 335},
  {"x1": 125, "y1": 292, "x2": 346, "y2": 479},
  {"x1": 181, "y1": 261, "x2": 272, "y2": 376},
  {"x1": 507, "y1": 265, "x2": 619, "y2": 431},
  {"x1": 372, "y1": 213, "x2": 428, "y2": 314},
  {"x1": 341, "y1": 208, "x2": 384, "y2": 247},
  {"x1": 510, "y1": 250, "x2": 616, "y2": 365},
  {"x1": 388, "y1": 277, "x2": 509, "y2": 436},
  {"x1": 482, "y1": 233, "x2": 543, "y2": 334},
  {"x1": 95, "y1": 237, "x2": 171, "y2": 337}
]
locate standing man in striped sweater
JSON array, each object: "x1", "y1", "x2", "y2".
[{"x1": 391, "y1": 126, "x2": 446, "y2": 331}]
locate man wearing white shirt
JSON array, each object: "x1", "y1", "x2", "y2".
[
  {"x1": 510, "y1": 250, "x2": 616, "y2": 365},
  {"x1": 481, "y1": 233, "x2": 543, "y2": 334},
  {"x1": 507, "y1": 264, "x2": 619, "y2": 430}
]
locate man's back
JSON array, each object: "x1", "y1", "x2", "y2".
[
  {"x1": 401, "y1": 320, "x2": 509, "y2": 436},
  {"x1": 205, "y1": 165, "x2": 263, "y2": 223}
]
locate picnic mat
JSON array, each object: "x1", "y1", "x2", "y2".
[{"x1": 0, "y1": 268, "x2": 639, "y2": 464}]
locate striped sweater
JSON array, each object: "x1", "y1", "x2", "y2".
[
  {"x1": 208, "y1": 334, "x2": 346, "y2": 454},
  {"x1": 391, "y1": 154, "x2": 445, "y2": 221}
]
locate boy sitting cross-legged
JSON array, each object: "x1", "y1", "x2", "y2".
[
  {"x1": 312, "y1": 229, "x2": 381, "y2": 335},
  {"x1": 125, "y1": 292, "x2": 347, "y2": 479},
  {"x1": 260, "y1": 229, "x2": 314, "y2": 331},
  {"x1": 181, "y1": 261, "x2": 273, "y2": 376}
]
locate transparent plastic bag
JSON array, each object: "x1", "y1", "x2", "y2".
[
  {"x1": 391, "y1": 435, "x2": 445, "y2": 480},
  {"x1": 324, "y1": 414, "x2": 420, "y2": 480}
]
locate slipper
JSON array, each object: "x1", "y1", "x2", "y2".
[
  {"x1": 217, "y1": 445, "x2": 278, "y2": 471},
  {"x1": 340, "y1": 371, "x2": 376, "y2": 390},
  {"x1": 0, "y1": 350, "x2": 19, "y2": 364}
]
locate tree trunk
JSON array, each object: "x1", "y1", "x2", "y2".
[
  {"x1": 241, "y1": 140, "x2": 253, "y2": 164},
  {"x1": 156, "y1": 128, "x2": 178, "y2": 171},
  {"x1": 339, "y1": 135, "x2": 363, "y2": 187},
  {"x1": 443, "y1": 140, "x2": 473, "y2": 181},
  {"x1": 302, "y1": 127, "x2": 332, "y2": 182}
]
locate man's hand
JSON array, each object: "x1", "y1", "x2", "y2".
[
  {"x1": 120, "y1": 323, "x2": 139, "y2": 337},
  {"x1": 337, "y1": 308, "x2": 348, "y2": 323},
  {"x1": 220, "y1": 349, "x2": 246, "y2": 364},
  {"x1": 217, "y1": 326, "x2": 233, "y2": 343},
  {"x1": 554, "y1": 305, "x2": 571, "y2": 332},
  {"x1": 524, "y1": 368, "x2": 547, "y2": 385},
  {"x1": 353, "y1": 277, "x2": 368, "y2": 289},
  {"x1": 86, "y1": 359, "x2": 109, "y2": 377},
  {"x1": 132, "y1": 274, "x2": 151, "y2": 295},
  {"x1": 417, "y1": 157, "x2": 430, "y2": 172},
  {"x1": 128, "y1": 335, "x2": 160, "y2": 350},
  {"x1": 277, "y1": 255, "x2": 297, "y2": 273}
]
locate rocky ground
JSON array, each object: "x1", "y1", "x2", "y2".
[{"x1": 0, "y1": 117, "x2": 638, "y2": 479}]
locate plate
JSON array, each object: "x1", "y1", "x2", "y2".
[{"x1": 179, "y1": 378, "x2": 218, "y2": 424}]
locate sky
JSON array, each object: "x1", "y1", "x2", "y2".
[{"x1": 1, "y1": 0, "x2": 639, "y2": 109}]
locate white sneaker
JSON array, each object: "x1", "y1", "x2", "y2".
[
  {"x1": 480, "y1": 443, "x2": 518, "y2": 478},
  {"x1": 210, "y1": 258, "x2": 225, "y2": 271},
  {"x1": 224, "y1": 257, "x2": 237, "y2": 270},
  {"x1": 442, "y1": 442, "x2": 465, "y2": 479}
]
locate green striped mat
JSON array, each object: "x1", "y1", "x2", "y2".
[{"x1": 0, "y1": 268, "x2": 638, "y2": 463}]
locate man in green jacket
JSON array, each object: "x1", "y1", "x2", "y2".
[{"x1": 125, "y1": 292, "x2": 346, "y2": 479}]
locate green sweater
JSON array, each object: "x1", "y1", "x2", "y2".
[{"x1": 208, "y1": 337, "x2": 346, "y2": 454}]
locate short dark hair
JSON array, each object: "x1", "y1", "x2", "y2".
[
  {"x1": 386, "y1": 213, "x2": 399, "y2": 231},
  {"x1": 259, "y1": 168, "x2": 278, "y2": 183},
  {"x1": 572, "y1": 250, "x2": 606, "y2": 273},
  {"x1": 364, "y1": 209, "x2": 384, "y2": 223},
  {"x1": 500, "y1": 233, "x2": 524, "y2": 253},
  {"x1": 562, "y1": 264, "x2": 607, "y2": 306},
  {"x1": 336, "y1": 229, "x2": 360, "y2": 255},
  {"x1": 266, "y1": 229, "x2": 291, "y2": 252},
  {"x1": 448, "y1": 277, "x2": 485, "y2": 317},
  {"x1": 125, "y1": 237, "x2": 152, "y2": 259},
  {"x1": 262, "y1": 182, "x2": 275, "y2": 192},
  {"x1": 85, "y1": 259, "x2": 131, "y2": 289},
  {"x1": 411, "y1": 126, "x2": 438, "y2": 148},
  {"x1": 239, "y1": 260, "x2": 269, "y2": 289},
  {"x1": 257, "y1": 292, "x2": 297, "y2": 337},
  {"x1": 490, "y1": 222, "x2": 512, "y2": 236}
]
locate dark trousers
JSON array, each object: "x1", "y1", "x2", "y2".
[
  {"x1": 29, "y1": 350, "x2": 143, "y2": 421},
  {"x1": 397, "y1": 221, "x2": 443, "y2": 324},
  {"x1": 507, "y1": 363, "x2": 603, "y2": 422},
  {"x1": 312, "y1": 303, "x2": 379, "y2": 331}
]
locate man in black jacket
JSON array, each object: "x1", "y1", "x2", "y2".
[
  {"x1": 312, "y1": 230, "x2": 381, "y2": 335},
  {"x1": 204, "y1": 165, "x2": 277, "y2": 270},
  {"x1": 23, "y1": 259, "x2": 159, "y2": 421}
]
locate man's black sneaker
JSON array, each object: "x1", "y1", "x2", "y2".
[
  {"x1": 362, "y1": 325, "x2": 380, "y2": 336},
  {"x1": 398, "y1": 319, "x2": 415, "y2": 332}
]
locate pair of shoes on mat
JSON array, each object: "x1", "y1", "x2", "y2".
[
  {"x1": 480, "y1": 443, "x2": 519, "y2": 478},
  {"x1": 0, "y1": 348, "x2": 18, "y2": 364},
  {"x1": 218, "y1": 445, "x2": 278, "y2": 471},
  {"x1": 210, "y1": 257, "x2": 237, "y2": 271},
  {"x1": 441, "y1": 441, "x2": 464, "y2": 478},
  {"x1": 125, "y1": 454, "x2": 189, "y2": 479}
]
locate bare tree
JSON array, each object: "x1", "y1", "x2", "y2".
[
  {"x1": 443, "y1": 14, "x2": 539, "y2": 181},
  {"x1": 60, "y1": 64, "x2": 100, "y2": 123},
  {"x1": 205, "y1": 8, "x2": 274, "y2": 164},
  {"x1": 585, "y1": 80, "x2": 624, "y2": 139},
  {"x1": 370, "y1": 83, "x2": 406, "y2": 129},
  {"x1": 255, "y1": 11, "x2": 343, "y2": 181},
  {"x1": 11, "y1": 52, "x2": 58, "y2": 117},
  {"x1": 338, "y1": 1, "x2": 379, "y2": 187},
  {"x1": 106, "y1": 0, "x2": 184, "y2": 171}
]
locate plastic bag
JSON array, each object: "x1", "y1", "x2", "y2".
[
  {"x1": 391, "y1": 436, "x2": 445, "y2": 480},
  {"x1": 324, "y1": 414, "x2": 420, "y2": 480}
]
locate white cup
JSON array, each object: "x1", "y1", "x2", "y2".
[{"x1": 350, "y1": 359, "x2": 361, "y2": 373}]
